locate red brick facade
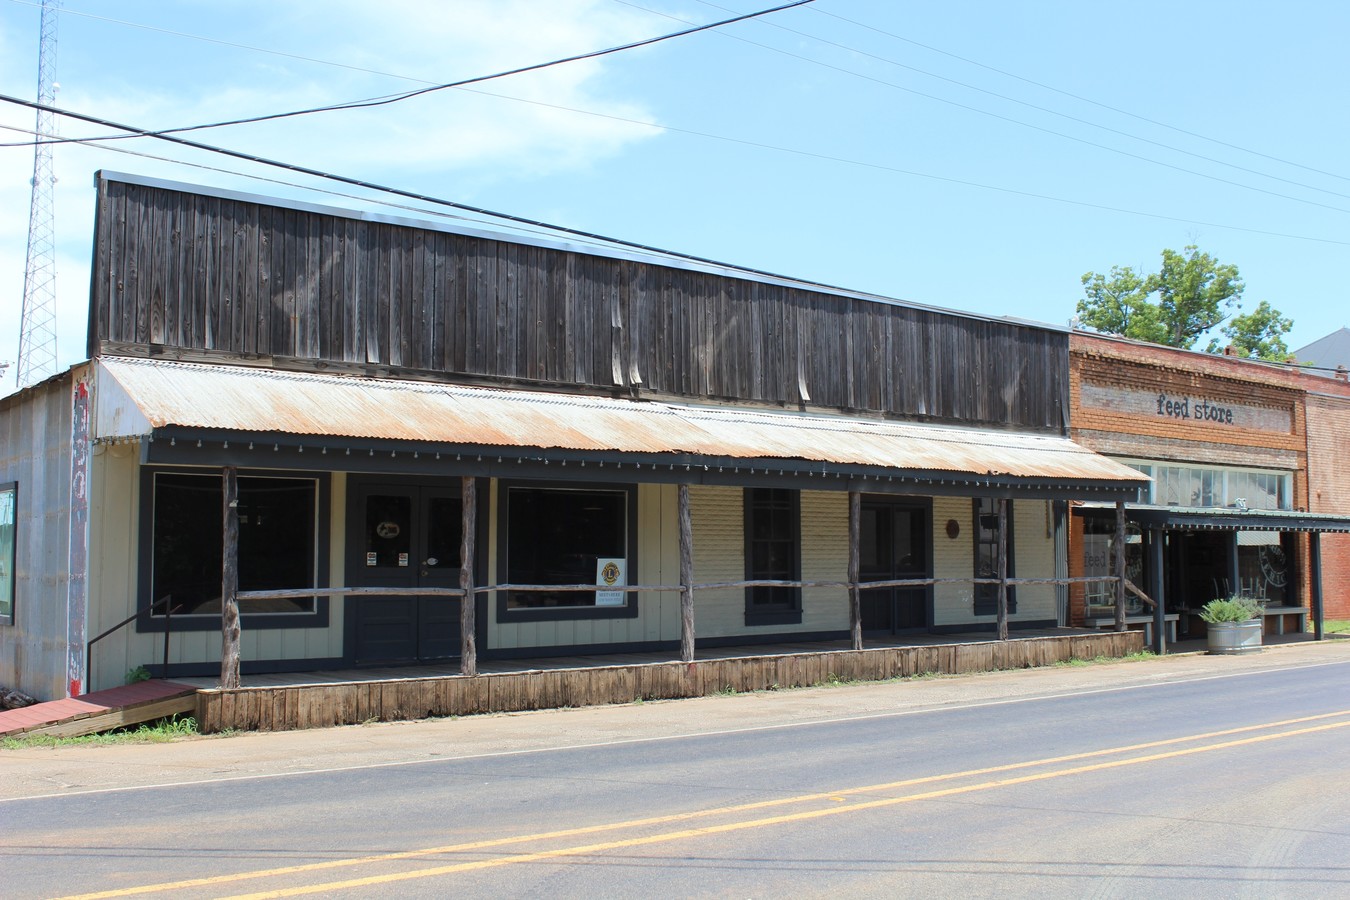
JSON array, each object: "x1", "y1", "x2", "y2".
[
  {"x1": 1068, "y1": 332, "x2": 1349, "y2": 625},
  {"x1": 1305, "y1": 389, "x2": 1350, "y2": 618}
]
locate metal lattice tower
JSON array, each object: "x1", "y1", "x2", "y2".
[{"x1": 16, "y1": 0, "x2": 61, "y2": 389}]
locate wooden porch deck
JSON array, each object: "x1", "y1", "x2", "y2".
[
  {"x1": 172, "y1": 628, "x2": 1081, "y2": 690},
  {"x1": 185, "y1": 629, "x2": 1148, "y2": 734}
]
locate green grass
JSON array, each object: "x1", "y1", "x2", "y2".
[
  {"x1": 1054, "y1": 650, "x2": 1156, "y2": 668},
  {"x1": 1324, "y1": 619, "x2": 1350, "y2": 635},
  {"x1": 1, "y1": 714, "x2": 199, "y2": 750}
]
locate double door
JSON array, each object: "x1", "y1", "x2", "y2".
[
  {"x1": 350, "y1": 482, "x2": 463, "y2": 665},
  {"x1": 859, "y1": 499, "x2": 930, "y2": 633}
]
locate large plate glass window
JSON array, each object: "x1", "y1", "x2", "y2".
[
  {"x1": 0, "y1": 483, "x2": 15, "y2": 626},
  {"x1": 505, "y1": 486, "x2": 629, "y2": 610},
  {"x1": 150, "y1": 472, "x2": 320, "y2": 618},
  {"x1": 1235, "y1": 531, "x2": 1289, "y2": 605}
]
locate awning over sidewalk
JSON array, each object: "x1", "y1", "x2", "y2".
[
  {"x1": 92, "y1": 356, "x2": 1148, "y2": 496},
  {"x1": 1076, "y1": 503, "x2": 1350, "y2": 533}
]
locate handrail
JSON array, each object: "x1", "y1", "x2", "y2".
[{"x1": 86, "y1": 595, "x2": 180, "y2": 690}]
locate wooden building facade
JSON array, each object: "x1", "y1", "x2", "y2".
[{"x1": 0, "y1": 173, "x2": 1148, "y2": 699}]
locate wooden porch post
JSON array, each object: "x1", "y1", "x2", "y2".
[
  {"x1": 1150, "y1": 525, "x2": 1166, "y2": 655},
  {"x1": 221, "y1": 466, "x2": 241, "y2": 690},
  {"x1": 849, "y1": 491, "x2": 862, "y2": 651},
  {"x1": 1310, "y1": 531, "x2": 1324, "y2": 641},
  {"x1": 996, "y1": 498, "x2": 1009, "y2": 641},
  {"x1": 460, "y1": 476, "x2": 478, "y2": 677},
  {"x1": 1113, "y1": 500, "x2": 1126, "y2": 632},
  {"x1": 679, "y1": 483, "x2": 695, "y2": 663}
]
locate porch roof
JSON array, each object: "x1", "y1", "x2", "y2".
[{"x1": 92, "y1": 356, "x2": 1147, "y2": 498}]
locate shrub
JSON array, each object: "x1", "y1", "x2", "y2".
[{"x1": 1198, "y1": 596, "x2": 1262, "y2": 624}]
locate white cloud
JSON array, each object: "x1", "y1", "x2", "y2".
[{"x1": 1, "y1": 0, "x2": 672, "y2": 391}]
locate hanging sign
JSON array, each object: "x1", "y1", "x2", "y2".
[{"x1": 595, "y1": 558, "x2": 626, "y2": 606}]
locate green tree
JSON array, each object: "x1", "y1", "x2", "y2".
[
  {"x1": 1076, "y1": 245, "x2": 1291, "y2": 357},
  {"x1": 1207, "y1": 300, "x2": 1293, "y2": 360},
  {"x1": 1076, "y1": 265, "x2": 1167, "y2": 344},
  {"x1": 1153, "y1": 245, "x2": 1244, "y2": 348}
]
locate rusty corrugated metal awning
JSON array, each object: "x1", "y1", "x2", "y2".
[{"x1": 93, "y1": 357, "x2": 1147, "y2": 496}]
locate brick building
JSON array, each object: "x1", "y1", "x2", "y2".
[{"x1": 1068, "y1": 331, "x2": 1350, "y2": 642}]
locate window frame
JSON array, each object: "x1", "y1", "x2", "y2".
[
  {"x1": 0, "y1": 482, "x2": 16, "y2": 627},
  {"x1": 136, "y1": 467, "x2": 330, "y2": 633},
  {"x1": 494, "y1": 480, "x2": 640, "y2": 623},
  {"x1": 743, "y1": 487, "x2": 803, "y2": 626},
  {"x1": 972, "y1": 497, "x2": 1016, "y2": 616}
]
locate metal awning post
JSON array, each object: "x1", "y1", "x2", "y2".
[
  {"x1": 849, "y1": 491, "x2": 863, "y2": 651},
  {"x1": 460, "y1": 476, "x2": 478, "y2": 677},
  {"x1": 1113, "y1": 500, "x2": 1126, "y2": 632},
  {"x1": 1310, "y1": 532, "x2": 1324, "y2": 641},
  {"x1": 1150, "y1": 526, "x2": 1166, "y2": 655}
]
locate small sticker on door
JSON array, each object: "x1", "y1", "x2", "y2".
[
  {"x1": 366, "y1": 551, "x2": 378, "y2": 567},
  {"x1": 398, "y1": 552, "x2": 409, "y2": 567}
]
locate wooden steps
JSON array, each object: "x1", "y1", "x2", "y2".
[{"x1": 0, "y1": 680, "x2": 198, "y2": 739}]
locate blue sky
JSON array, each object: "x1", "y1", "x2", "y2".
[{"x1": 1, "y1": 0, "x2": 1347, "y2": 391}]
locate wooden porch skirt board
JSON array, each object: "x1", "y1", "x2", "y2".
[{"x1": 194, "y1": 632, "x2": 1144, "y2": 734}]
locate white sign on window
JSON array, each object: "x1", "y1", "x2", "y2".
[{"x1": 596, "y1": 558, "x2": 626, "y2": 606}]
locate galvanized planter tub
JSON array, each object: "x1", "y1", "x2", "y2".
[{"x1": 1207, "y1": 619, "x2": 1263, "y2": 655}]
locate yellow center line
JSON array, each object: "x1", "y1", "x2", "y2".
[{"x1": 53, "y1": 709, "x2": 1350, "y2": 900}]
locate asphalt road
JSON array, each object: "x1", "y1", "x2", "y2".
[{"x1": 3, "y1": 640, "x2": 1349, "y2": 899}]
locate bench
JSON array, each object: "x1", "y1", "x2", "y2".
[
  {"x1": 1260, "y1": 606, "x2": 1308, "y2": 636},
  {"x1": 1085, "y1": 613, "x2": 1180, "y2": 645}
]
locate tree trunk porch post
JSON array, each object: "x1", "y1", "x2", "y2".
[
  {"x1": 996, "y1": 498, "x2": 1009, "y2": 641},
  {"x1": 679, "y1": 483, "x2": 696, "y2": 663},
  {"x1": 221, "y1": 466, "x2": 241, "y2": 690},
  {"x1": 460, "y1": 476, "x2": 478, "y2": 677},
  {"x1": 849, "y1": 491, "x2": 863, "y2": 651}
]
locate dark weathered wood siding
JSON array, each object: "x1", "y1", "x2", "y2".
[{"x1": 90, "y1": 177, "x2": 1069, "y2": 432}]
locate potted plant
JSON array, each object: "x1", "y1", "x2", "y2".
[{"x1": 1199, "y1": 596, "x2": 1263, "y2": 655}]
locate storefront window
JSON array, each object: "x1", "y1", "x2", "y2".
[
  {"x1": 505, "y1": 486, "x2": 629, "y2": 609},
  {"x1": 0, "y1": 483, "x2": 15, "y2": 626},
  {"x1": 150, "y1": 472, "x2": 319, "y2": 616},
  {"x1": 1081, "y1": 517, "x2": 1146, "y2": 615},
  {"x1": 744, "y1": 488, "x2": 802, "y2": 624},
  {"x1": 973, "y1": 498, "x2": 1015, "y2": 615},
  {"x1": 1235, "y1": 532, "x2": 1288, "y2": 605},
  {"x1": 1125, "y1": 459, "x2": 1291, "y2": 511}
]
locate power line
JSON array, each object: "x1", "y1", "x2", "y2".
[
  {"x1": 0, "y1": 0, "x2": 814, "y2": 148},
  {"x1": 810, "y1": 5, "x2": 1350, "y2": 187},
  {"x1": 0, "y1": 120, "x2": 677, "y2": 260},
  {"x1": 0, "y1": 94, "x2": 902, "y2": 294},
  {"x1": 680, "y1": 0, "x2": 1350, "y2": 203},
  {"x1": 4, "y1": 96, "x2": 1347, "y2": 251},
  {"x1": 616, "y1": 0, "x2": 1350, "y2": 217}
]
